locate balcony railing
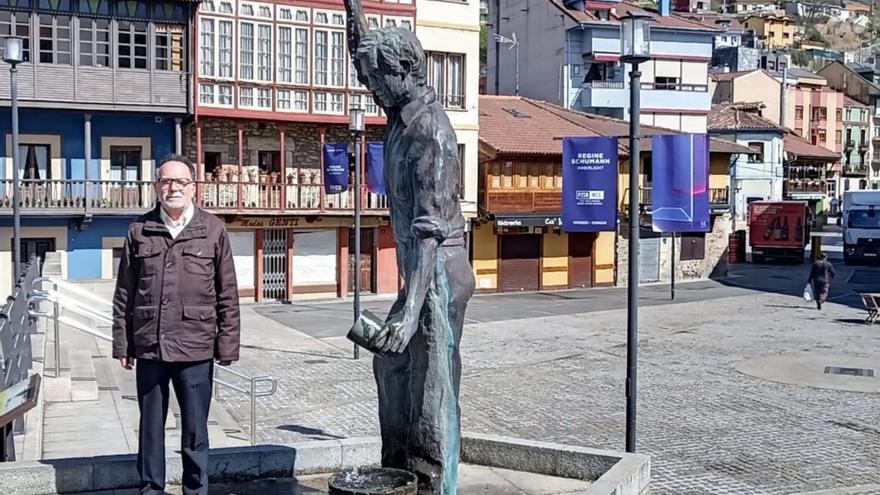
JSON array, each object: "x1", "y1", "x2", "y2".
[
  {"x1": 623, "y1": 187, "x2": 730, "y2": 208},
  {"x1": 841, "y1": 164, "x2": 869, "y2": 176},
  {"x1": 583, "y1": 80, "x2": 625, "y2": 89},
  {"x1": 0, "y1": 179, "x2": 388, "y2": 214},
  {"x1": 0, "y1": 180, "x2": 155, "y2": 212},
  {"x1": 640, "y1": 82, "x2": 709, "y2": 92},
  {"x1": 784, "y1": 181, "x2": 825, "y2": 194},
  {"x1": 197, "y1": 181, "x2": 388, "y2": 212},
  {"x1": 485, "y1": 190, "x2": 562, "y2": 214}
]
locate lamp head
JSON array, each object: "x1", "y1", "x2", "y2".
[
  {"x1": 3, "y1": 36, "x2": 23, "y2": 65},
  {"x1": 349, "y1": 107, "x2": 366, "y2": 132},
  {"x1": 619, "y1": 10, "x2": 652, "y2": 64}
]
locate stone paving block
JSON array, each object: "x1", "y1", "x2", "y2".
[{"x1": 0, "y1": 459, "x2": 93, "y2": 495}]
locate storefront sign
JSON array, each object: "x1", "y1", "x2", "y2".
[
  {"x1": 651, "y1": 134, "x2": 710, "y2": 233},
  {"x1": 495, "y1": 215, "x2": 561, "y2": 228},
  {"x1": 322, "y1": 143, "x2": 349, "y2": 194},
  {"x1": 225, "y1": 216, "x2": 388, "y2": 230},
  {"x1": 561, "y1": 136, "x2": 619, "y2": 232},
  {"x1": 366, "y1": 142, "x2": 386, "y2": 195}
]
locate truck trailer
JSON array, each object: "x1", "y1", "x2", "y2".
[
  {"x1": 842, "y1": 191, "x2": 880, "y2": 265},
  {"x1": 748, "y1": 201, "x2": 810, "y2": 263}
]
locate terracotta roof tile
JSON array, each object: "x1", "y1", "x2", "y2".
[
  {"x1": 547, "y1": 0, "x2": 718, "y2": 31},
  {"x1": 479, "y1": 96, "x2": 753, "y2": 157},
  {"x1": 783, "y1": 132, "x2": 839, "y2": 160},
  {"x1": 708, "y1": 102, "x2": 781, "y2": 131}
]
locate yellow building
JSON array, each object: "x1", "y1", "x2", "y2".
[
  {"x1": 477, "y1": 96, "x2": 750, "y2": 292},
  {"x1": 743, "y1": 12, "x2": 795, "y2": 49}
]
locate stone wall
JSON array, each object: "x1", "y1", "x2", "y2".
[
  {"x1": 182, "y1": 118, "x2": 386, "y2": 178},
  {"x1": 616, "y1": 212, "x2": 730, "y2": 287}
]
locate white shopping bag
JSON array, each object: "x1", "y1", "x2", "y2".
[{"x1": 803, "y1": 283, "x2": 814, "y2": 302}]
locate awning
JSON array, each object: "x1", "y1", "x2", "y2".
[
  {"x1": 593, "y1": 53, "x2": 620, "y2": 62},
  {"x1": 494, "y1": 214, "x2": 561, "y2": 228}
]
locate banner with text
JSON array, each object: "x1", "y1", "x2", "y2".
[
  {"x1": 322, "y1": 143, "x2": 349, "y2": 194},
  {"x1": 561, "y1": 136, "x2": 619, "y2": 232},
  {"x1": 651, "y1": 133, "x2": 710, "y2": 233},
  {"x1": 366, "y1": 142, "x2": 386, "y2": 195}
]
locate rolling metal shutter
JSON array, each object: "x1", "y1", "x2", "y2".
[{"x1": 500, "y1": 234, "x2": 541, "y2": 292}]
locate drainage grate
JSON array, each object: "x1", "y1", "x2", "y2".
[{"x1": 824, "y1": 366, "x2": 875, "y2": 377}]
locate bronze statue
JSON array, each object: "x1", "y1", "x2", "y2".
[{"x1": 343, "y1": 2, "x2": 475, "y2": 493}]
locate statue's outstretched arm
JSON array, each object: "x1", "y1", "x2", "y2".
[{"x1": 343, "y1": 0, "x2": 371, "y2": 69}]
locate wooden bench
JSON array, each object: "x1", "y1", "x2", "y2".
[{"x1": 859, "y1": 293, "x2": 880, "y2": 324}]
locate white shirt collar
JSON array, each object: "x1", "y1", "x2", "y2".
[{"x1": 159, "y1": 202, "x2": 195, "y2": 235}]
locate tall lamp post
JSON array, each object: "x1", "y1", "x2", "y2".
[
  {"x1": 619, "y1": 10, "x2": 651, "y2": 454},
  {"x1": 350, "y1": 107, "x2": 365, "y2": 360},
  {"x1": 3, "y1": 37, "x2": 23, "y2": 283}
]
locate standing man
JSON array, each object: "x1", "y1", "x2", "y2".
[
  {"x1": 807, "y1": 253, "x2": 836, "y2": 310},
  {"x1": 344, "y1": 4, "x2": 475, "y2": 493},
  {"x1": 112, "y1": 155, "x2": 240, "y2": 495}
]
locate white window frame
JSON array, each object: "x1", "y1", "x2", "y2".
[
  {"x1": 329, "y1": 92, "x2": 344, "y2": 114},
  {"x1": 218, "y1": 0, "x2": 234, "y2": 14},
  {"x1": 277, "y1": 25, "x2": 293, "y2": 83},
  {"x1": 217, "y1": 19, "x2": 234, "y2": 79},
  {"x1": 199, "y1": 17, "x2": 215, "y2": 77},
  {"x1": 295, "y1": 8, "x2": 309, "y2": 23},
  {"x1": 239, "y1": 21, "x2": 255, "y2": 81},
  {"x1": 314, "y1": 28, "x2": 329, "y2": 86},
  {"x1": 313, "y1": 91, "x2": 329, "y2": 113},
  {"x1": 277, "y1": 89, "x2": 292, "y2": 111},
  {"x1": 256, "y1": 23, "x2": 273, "y2": 82},
  {"x1": 257, "y1": 87, "x2": 272, "y2": 109},
  {"x1": 199, "y1": 83, "x2": 215, "y2": 105},
  {"x1": 200, "y1": 0, "x2": 216, "y2": 13},
  {"x1": 217, "y1": 84, "x2": 234, "y2": 107},
  {"x1": 330, "y1": 30, "x2": 345, "y2": 87},
  {"x1": 294, "y1": 27, "x2": 309, "y2": 85},
  {"x1": 239, "y1": 86, "x2": 256, "y2": 109},
  {"x1": 366, "y1": 15, "x2": 379, "y2": 30},
  {"x1": 293, "y1": 90, "x2": 309, "y2": 112}
]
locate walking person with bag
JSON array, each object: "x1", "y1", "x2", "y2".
[
  {"x1": 112, "y1": 155, "x2": 240, "y2": 495},
  {"x1": 807, "y1": 253, "x2": 836, "y2": 310}
]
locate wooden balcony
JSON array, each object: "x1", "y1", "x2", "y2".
[
  {"x1": 0, "y1": 179, "x2": 388, "y2": 216},
  {"x1": 622, "y1": 187, "x2": 730, "y2": 209},
  {"x1": 485, "y1": 190, "x2": 562, "y2": 214}
]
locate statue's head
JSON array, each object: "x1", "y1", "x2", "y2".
[{"x1": 355, "y1": 28, "x2": 427, "y2": 110}]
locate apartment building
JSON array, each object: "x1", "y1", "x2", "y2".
[
  {"x1": 487, "y1": 0, "x2": 718, "y2": 133},
  {"x1": 0, "y1": 0, "x2": 196, "y2": 296},
  {"x1": 743, "y1": 11, "x2": 795, "y2": 50}
]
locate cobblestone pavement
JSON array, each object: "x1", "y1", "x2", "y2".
[{"x1": 220, "y1": 276, "x2": 880, "y2": 494}]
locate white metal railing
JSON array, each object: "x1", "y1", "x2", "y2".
[{"x1": 27, "y1": 277, "x2": 276, "y2": 446}]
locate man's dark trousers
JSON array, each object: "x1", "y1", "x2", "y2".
[{"x1": 136, "y1": 358, "x2": 213, "y2": 495}]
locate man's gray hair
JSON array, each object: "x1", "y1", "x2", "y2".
[
  {"x1": 156, "y1": 154, "x2": 196, "y2": 181},
  {"x1": 355, "y1": 28, "x2": 426, "y2": 87}
]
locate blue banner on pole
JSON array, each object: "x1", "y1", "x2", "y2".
[
  {"x1": 561, "y1": 136, "x2": 619, "y2": 232},
  {"x1": 366, "y1": 142, "x2": 385, "y2": 195},
  {"x1": 322, "y1": 143, "x2": 349, "y2": 194},
  {"x1": 651, "y1": 134, "x2": 710, "y2": 233}
]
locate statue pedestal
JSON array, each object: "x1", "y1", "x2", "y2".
[{"x1": 328, "y1": 467, "x2": 417, "y2": 495}]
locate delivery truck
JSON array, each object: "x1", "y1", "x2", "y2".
[
  {"x1": 842, "y1": 190, "x2": 880, "y2": 265},
  {"x1": 748, "y1": 201, "x2": 810, "y2": 263}
]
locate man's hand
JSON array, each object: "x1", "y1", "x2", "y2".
[
  {"x1": 379, "y1": 311, "x2": 418, "y2": 354},
  {"x1": 119, "y1": 357, "x2": 134, "y2": 370}
]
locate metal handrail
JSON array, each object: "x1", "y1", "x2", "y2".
[{"x1": 27, "y1": 281, "x2": 276, "y2": 446}]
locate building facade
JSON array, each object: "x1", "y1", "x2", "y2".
[
  {"x1": 0, "y1": 0, "x2": 196, "y2": 296},
  {"x1": 187, "y1": 0, "x2": 418, "y2": 301},
  {"x1": 487, "y1": 0, "x2": 717, "y2": 133},
  {"x1": 708, "y1": 102, "x2": 784, "y2": 222},
  {"x1": 743, "y1": 12, "x2": 795, "y2": 50}
]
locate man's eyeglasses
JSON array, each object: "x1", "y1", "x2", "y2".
[{"x1": 157, "y1": 178, "x2": 194, "y2": 189}]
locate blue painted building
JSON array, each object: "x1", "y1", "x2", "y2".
[{"x1": 0, "y1": 0, "x2": 197, "y2": 294}]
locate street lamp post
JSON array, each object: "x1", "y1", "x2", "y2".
[
  {"x1": 619, "y1": 10, "x2": 651, "y2": 454},
  {"x1": 4, "y1": 37, "x2": 23, "y2": 283},
  {"x1": 494, "y1": 32, "x2": 519, "y2": 96},
  {"x1": 350, "y1": 107, "x2": 366, "y2": 360}
]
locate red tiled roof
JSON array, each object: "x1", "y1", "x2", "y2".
[
  {"x1": 708, "y1": 102, "x2": 781, "y2": 131},
  {"x1": 783, "y1": 132, "x2": 839, "y2": 160},
  {"x1": 843, "y1": 95, "x2": 868, "y2": 109},
  {"x1": 479, "y1": 96, "x2": 753, "y2": 157},
  {"x1": 547, "y1": 0, "x2": 719, "y2": 31}
]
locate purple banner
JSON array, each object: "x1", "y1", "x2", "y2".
[
  {"x1": 561, "y1": 136, "x2": 619, "y2": 232},
  {"x1": 651, "y1": 134, "x2": 710, "y2": 233},
  {"x1": 322, "y1": 143, "x2": 349, "y2": 194},
  {"x1": 366, "y1": 142, "x2": 385, "y2": 195}
]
